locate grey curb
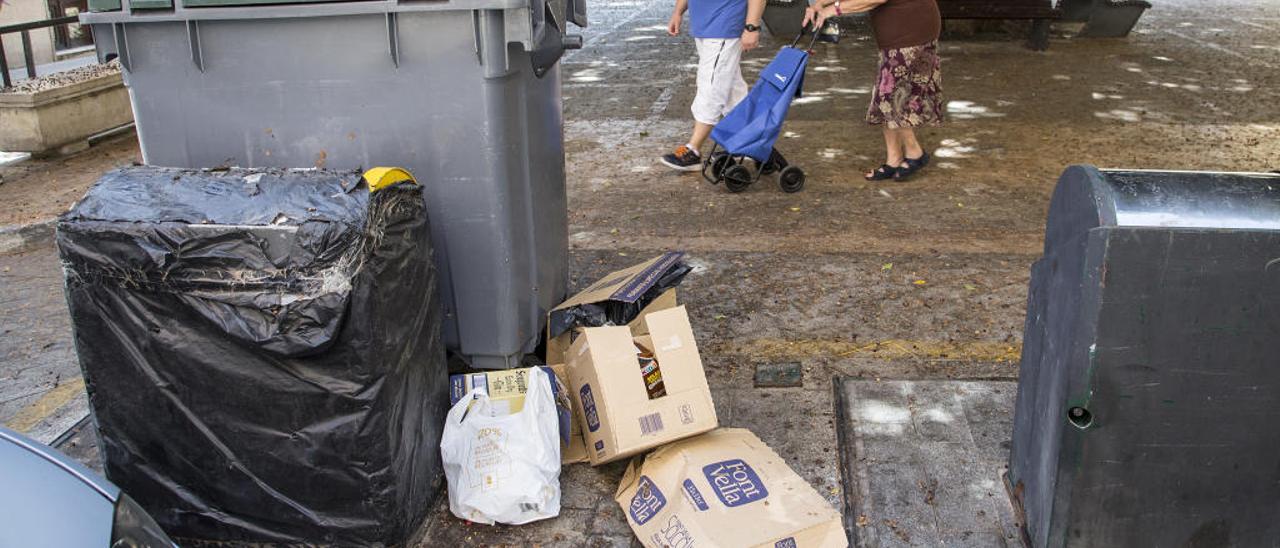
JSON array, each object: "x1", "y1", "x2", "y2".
[{"x1": 0, "y1": 219, "x2": 56, "y2": 255}]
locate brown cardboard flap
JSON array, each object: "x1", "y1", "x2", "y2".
[
  {"x1": 626, "y1": 288, "x2": 678, "y2": 336},
  {"x1": 580, "y1": 326, "x2": 652, "y2": 405},
  {"x1": 546, "y1": 253, "x2": 687, "y2": 355},
  {"x1": 616, "y1": 457, "x2": 643, "y2": 499},
  {"x1": 642, "y1": 306, "x2": 707, "y2": 390},
  {"x1": 551, "y1": 254, "x2": 682, "y2": 313},
  {"x1": 633, "y1": 335, "x2": 654, "y2": 354},
  {"x1": 549, "y1": 288, "x2": 678, "y2": 368},
  {"x1": 566, "y1": 330, "x2": 617, "y2": 460},
  {"x1": 550, "y1": 364, "x2": 589, "y2": 464}
]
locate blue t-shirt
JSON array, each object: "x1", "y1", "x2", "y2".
[{"x1": 689, "y1": 0, "x2": 747, "y2": 39}]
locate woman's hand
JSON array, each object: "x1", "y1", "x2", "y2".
[
  {"x1": 667, "y1": 12, "x2": 682, "y2": 35},
  {"x1": 802, "y1": 3, "x2": 836, "y2": 30}
]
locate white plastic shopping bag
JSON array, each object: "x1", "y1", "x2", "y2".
[{"x1": 441, "y1": 366, "x2": 562, "y2": 525}]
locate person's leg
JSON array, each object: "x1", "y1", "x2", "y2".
[
  {"x1": 867, "y1": 126, "x2": 905, "y2": 178},
  {"x1": 899, "y1": 127, "x2": 924, "y2": 161},
  {"x1": 697, "y1": 37, "x2": 746, "y2": 148},
  {"x1": 724, "y1": 39, "x2": 750, "y2": 113},
  {"x1": 886, "y1": 128, "x2": 906, "y2": 166},
  {"x1": 689, "y1": 121, "x2": 714, "y2": 150},
  {"x1": 893, "y1": 126, "x2": 934, "y2": 181},
  {"x1": 691, "y1": 38, "x2": 735, "y2": 139},
  {"x1": 663, "y1": 38, "x2": 723, "y2": 170},
  {"x1": 892, "y1": 42, "x2": 941, "y2": 180}
]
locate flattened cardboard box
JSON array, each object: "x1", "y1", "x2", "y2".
[
  {"x1": 617, "y1": 428, "x2": 847, "y2": 548},
  {"x1": 566, "y1": 305, "x2": 718, "y2": 465}
]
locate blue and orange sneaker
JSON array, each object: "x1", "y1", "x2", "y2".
[{"x1": 660, "y1": 145, "x2": 702, "y2": 172}]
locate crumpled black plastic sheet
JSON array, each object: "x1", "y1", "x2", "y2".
[
  {"x1": 547, "y1": 253, "x2": 692, "y2": 340},
  {"x1": 57, "y1": 167, "x2": 447, "y2": 545}
]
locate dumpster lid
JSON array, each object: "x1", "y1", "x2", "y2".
[
  {"x1": 1045, "y1": 166, "x2": 1280, "y2": 250},
  {"x1": 1101, "y1": 169, "x2": 1280, "y2": 230}
]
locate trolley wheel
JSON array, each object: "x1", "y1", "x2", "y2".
[
  {"x1": 709, "y1": 151, "x2": 732, "y2": 180},
  {"x1": 779, "y1": 166, "x2": 805, "y2": 193},
  {"x1": 723, "y1": 164, "x2": 753, "y2": 193},
  {"x1": 761, "y1": 149, "x2": 787, "y2": 176}
]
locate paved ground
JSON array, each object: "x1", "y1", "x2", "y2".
[
  {"x1": 0, "y1": 246, "x2": 87, "y2": 445},
  {"x1": 0, "y1": 130, "x2": 138, "y2": 227},
  {"x1": 838, "y1": 380, "x2": 1019, "y2": 547},
  {"x1": 0, "y1": 0, "x2": 1277, "y2": 545}
]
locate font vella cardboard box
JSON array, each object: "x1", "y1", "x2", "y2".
[{"x1": 617, "y1": 428, "x2": 847, "y2": 548}]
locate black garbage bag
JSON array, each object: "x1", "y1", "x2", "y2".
[
  {"x1": 546, "y1": 251, "x2": 692, "y2": 340},
  {"x1": 56, "y1": 167, "x2": 447, "y2": 545}
]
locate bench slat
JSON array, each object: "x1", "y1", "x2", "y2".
[{"x1": 939, "y1": 0, "x2": 1062, "y2": 20}]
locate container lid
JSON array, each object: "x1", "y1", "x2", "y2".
[{"x1": 1044, "y1": 166, "x2": 1280, "y2": 252}]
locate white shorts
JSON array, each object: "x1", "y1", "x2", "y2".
[{"x1": 691, "y1": 37, "x2": 749, "y2": 126}]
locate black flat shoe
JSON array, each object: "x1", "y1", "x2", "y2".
[
  {"x1": 865, "y1": 164, "x2": 899, "y2": 181},
  {"x1": 895, "y1": 151, "x2": 930, "y2": 181}
]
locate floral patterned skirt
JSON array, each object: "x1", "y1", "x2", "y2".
[{"x1": 866, "y1": 41, "x2": 944, "y2": 129}]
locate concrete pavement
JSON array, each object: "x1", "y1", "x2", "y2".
[
  {"x1": 0, "y1": 245, "x2": 86, "y2": 445},
  {"x1": 0, "y1": 0, "x2": 1276, "y2": 544}
]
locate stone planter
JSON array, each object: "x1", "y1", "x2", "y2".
[{"x1": 0, "y1": 69, "x2": 133, "y2": 155}]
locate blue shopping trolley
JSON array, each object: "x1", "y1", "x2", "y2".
[{"x1": 702, "y1": 29, "x2": 819, "y2": 193}]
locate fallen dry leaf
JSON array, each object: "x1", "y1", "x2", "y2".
[{"x1": 883, "y1": 519, "x2": 911, "y2": 542}]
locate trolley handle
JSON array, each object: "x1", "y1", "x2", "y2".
[{"x1": 790, "y1": 22, "x2": 822, "y2": 51}]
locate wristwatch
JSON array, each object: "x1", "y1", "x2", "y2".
[{"x1": 744, "y1": 23, "x2": 760, "y2": 32}]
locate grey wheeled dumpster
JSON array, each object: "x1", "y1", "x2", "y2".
[
  {"x1": 1008, "y1": 165, "x2": 1280, "y2": 547},
  {"x1": 81, "y1": 0, "x2": 586, "y2": 369}
]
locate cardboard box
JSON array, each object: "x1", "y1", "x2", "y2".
[
  {"x1": 545, "y1": 252, "x2": 696, "y2": 465},
  {"x1": 546, "y1": 252, "x2": 687, "y2": 366},
  {"x1": 550, "y1": 364, "x2": 590, "y2": 464},
  {"x1": 616, "y1": 428, "x2": 848, "y2": 548},
  {"x1": 448, "y1": 366, "x2": 587, "y2": 464},
  {"x1": 566, "y1": 305, "x2": 718, "y2": 465}
]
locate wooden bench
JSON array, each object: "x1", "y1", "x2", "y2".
[
  {"x1": 764, "y1": 0, "x2": 1064, "y2": 50},
  {"x1": 937, "y1": 0, "x2": 1062, "y2": 51}
]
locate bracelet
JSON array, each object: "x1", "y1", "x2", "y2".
[{"x1": 833, "y1": 0, "x2": 842, "y2": 15}]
